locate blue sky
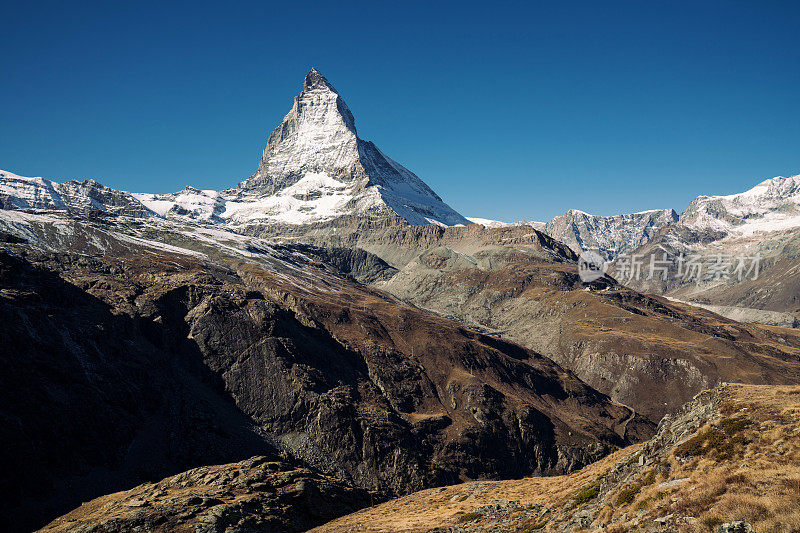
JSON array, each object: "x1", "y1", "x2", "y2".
[{"x1": 2, "y1": 1, "x2": 798, "y2": 221}]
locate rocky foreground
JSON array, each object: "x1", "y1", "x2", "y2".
[{"x1": 40, "y1": 457, "x2": 370, "y2": 533}]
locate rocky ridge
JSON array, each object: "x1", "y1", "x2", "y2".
[
  {"x1": 41, "y1": 456, "x2": 371, "y2": 533},
  {"x1": 542, "y1": 208, "x2": 678, "y2": 260}
]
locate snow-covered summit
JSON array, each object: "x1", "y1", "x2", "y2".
[
  {"x1": 231, "y1": 68, "x2": 468, "y2": 226},
  {"x1": 241, "y1": 68, "x2": 360, "y2": 194},
  {"x1": 1, "y1": 70, "x2": 468, "y2": 228}
]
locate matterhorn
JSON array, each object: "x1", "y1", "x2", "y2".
[{"x1": 1, "y1": 69, "x2": 469, "y2": 229}]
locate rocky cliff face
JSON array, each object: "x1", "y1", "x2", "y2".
[
  {"x1": 244, "y1": 68, "x2": 361, "y2": 194},
  {"x1": 542, "y1": 208, "x2": 678, "y2": 260},
  {"x1": 0, "y1": 250, "x2": 282, "y2": 532},
  {"x1": 0, "y1": 211, "x2": 647, "y2": 531},
  {"x1": 48, "y1": 383, "x2": 800, "y2": 533}
]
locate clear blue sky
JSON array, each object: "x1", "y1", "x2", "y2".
[{"x1": 2, "y1": 1, "x2": 798, "y2": 221}]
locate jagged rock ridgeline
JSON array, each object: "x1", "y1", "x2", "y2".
[
  {"x1": 542, "y1": 208, "x2": 679, "y2": 260},
  {"x1": 0, "y1": 170, "x2": 154, "y2": 217}
]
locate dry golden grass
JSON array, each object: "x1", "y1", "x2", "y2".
[{"x1": 309, "y1": 445, "x2": 641, "y2": 532}]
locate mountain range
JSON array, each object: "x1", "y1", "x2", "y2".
[
  {"x1": 2, "y1": 69, "x2": 800, "y2": 532},
  {"x1": 1, "y1": 69, "x2": 466, "y2": 229}
]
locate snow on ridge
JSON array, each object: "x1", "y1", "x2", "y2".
[
  {"x1": 681, "y1": 173, "x2": 800, "y2": 235},
  {"x1": 0, "y1": 169, "x2": 155, "y2": 217},
  {"x1": 234, "y1": 69, "x2": 468, "y2": 227}
]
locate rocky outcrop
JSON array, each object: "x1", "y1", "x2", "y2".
[
  {"x1": 0, "y1": 251, "x2": 282, "y2": 532},
  {"x1": 41, "y1": 456, "x2": 371, "y2": 533},
  {"x1": 273, "y1": 243, "x2": 398, "y2": 284}
]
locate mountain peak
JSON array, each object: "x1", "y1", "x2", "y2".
[
  {"x1": 231, "y1": 70, "x2": 467, "y2": 227},
  {"x1": 303, "y1": 68, "x2": 336, "y2": 93}
]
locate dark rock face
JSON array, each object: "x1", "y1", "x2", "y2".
[
  {"x1": 0, "y1": 233, "x2": 648, "y2": 531},
  {"x1": 41, "y1": 456, "x2": 371, "y2": 533},
  {"x1": 0, "y1": 252, "x2": 279, "y2": 532}
]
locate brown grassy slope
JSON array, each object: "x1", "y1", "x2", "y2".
[{"x1": 311, "y1": 384, "x2": 800, "y2": 533}]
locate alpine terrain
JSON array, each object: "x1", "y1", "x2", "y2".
[
  {"x1": 1, "y1": 69, "x2": 799, "y2": 533},
  {"x1": 620, "y1": 174, "x2": 800, "y2": 327}
]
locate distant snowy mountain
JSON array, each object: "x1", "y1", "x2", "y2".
[
  {"x1": 467, "y1": 209, "x2": 678, "y2": 260},
  {"x1": 465, "y1": 217, "x2": 544, "y2": 229},
  {"x1": 678, "y1": 174, "x2": 800, "y2": 237},
  {"x1": 465, "y1": 175, "x2": 800, "y2": 325},
  {"x1": 1, "y1": 69, "x2": 468, "y2": 229},
  {"x1": 619, "y1": 174, "x2": 800, "y2": 323}
]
